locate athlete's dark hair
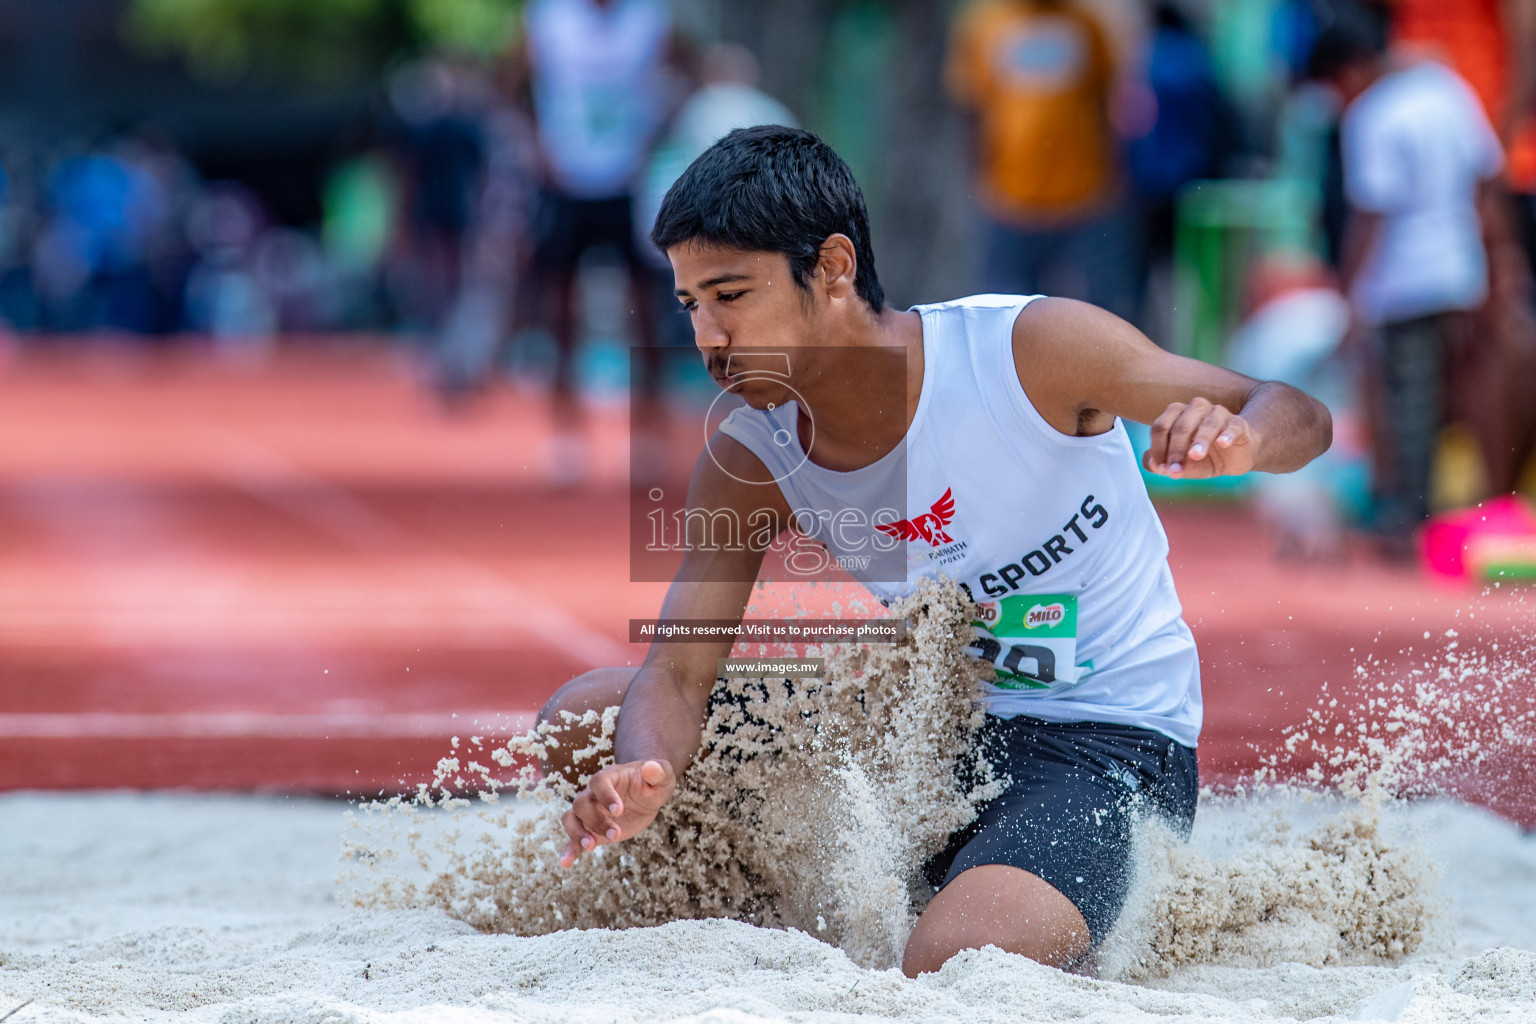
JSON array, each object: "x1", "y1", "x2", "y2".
[{"x1": 651, "y1": 124, "x2": 886, "y2": 312}]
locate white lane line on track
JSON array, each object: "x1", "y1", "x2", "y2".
[
  {"x1": 215, "y1": 433, "x2": 633, "y2": 670},
  {"x1": 0, "y1": 711, "x2": 535, "y2": 739}
]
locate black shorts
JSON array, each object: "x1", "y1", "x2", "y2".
[
  {"x1": 531, "y1": 190, "x2": 643, "y2": 275},
  {"x1": 923, "y1": 715, "x2": 1198, "y2": 947}
]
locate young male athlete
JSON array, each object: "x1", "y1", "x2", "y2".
[{"x1": 538, "y1": 125, "x2": 1332, "y2": 976}]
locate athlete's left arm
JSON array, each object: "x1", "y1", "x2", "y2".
[{"x1": 1012, "y1": 297, "x2": 1333, "y2": 479}]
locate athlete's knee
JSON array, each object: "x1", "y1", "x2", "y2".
[
  {"x1": 901, "y1": 915, "x2": 1088, "y2": 979},
  {"x1": 901, "y1": 864, "x2": 1091, "y2": 978},
  {"x1": 900, "y1": 924, "x2": 942, "y2": 978}
]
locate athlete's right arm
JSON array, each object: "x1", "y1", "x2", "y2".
[{"x1": 560, "y1": 435, "x2": 790, "y2": 867}]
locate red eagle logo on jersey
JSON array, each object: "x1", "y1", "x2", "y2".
[{"x1": 876, "y1": 488, "x2": 956, "y2": 547}]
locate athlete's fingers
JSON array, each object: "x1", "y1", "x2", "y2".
[
  {"x1": 634, "y1": 759, "x2": 676, "y2": 813},
  {"x1": 559, "y1": 834, "x2": 587, "y2": 869},
  {"x1": 564, "y1": 800, "x2": 601, "y2": 845},
  {"x1": 572, "y1": 790, "x2": 619, "y2": 840},
  {"x1": 590, "y1": 771, "x2": 625, "y2": 820},
  {"x1": 1209, "y1": 415, "x2": 1256, "y2": 475},
  {"x1": 639, "y1": 759, "x2": 668, "y2": 789},
  {"x1": 559, "y1": 807, "x2": 591, "y2": 868},
  {"x1": 561, "y1": 804, "x2": 582, "y2": 845},
  {"x1": 1145, "y1": 402, "x2": 1185, "y2": 472},
  {"x1": 1214, "y1": 415, "x2": 1251, "y2": 449},
  {"x1": 1163, "y1": 398, "x2": 1214, "y2": 475},
  {"x1": 1184, "y1": 406, "x2": 1234, "y2": 463},
  {"x1": 559, "y1": 826, "x2": 601, "y2": 865}
]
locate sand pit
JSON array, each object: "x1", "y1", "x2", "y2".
[
  {"x1": 6, "y1": 584, "x2": 1536, "y2": 1022},
  {"x1": 2, "y1": 790, "x2": 1535, "y2": 1023}
]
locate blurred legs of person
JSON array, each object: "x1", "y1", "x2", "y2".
[
  {"x1": 435, "y1": 278, "x2": 512, "y2": 408},
  {"x1": 1370, "y1": 313, "x2": 1453, "y2": 555},
  {"x1": 1458, "y1": 192, "x2": 1536, "y2": 496},
  {"x1": 532, "y1": 189, "x2": 657, "y2": 488},
  {"x1": 432, "y1": 107, "x2": 539, "y2": 407},
  {"x1": 414, "y1": 228, "x2": 465, "y2": 334}
]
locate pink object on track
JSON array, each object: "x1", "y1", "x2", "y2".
[{"x1": 1421, "y1": 495, "x2": 1536, "y2": 580}]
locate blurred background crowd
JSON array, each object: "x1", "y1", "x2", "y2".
[{"x1": 2, "y1": 0, "x2": 1535, "y2": 567}]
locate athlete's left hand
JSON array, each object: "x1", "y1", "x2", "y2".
[{"x1": 1142, "y1": 397, "x2": 1256, "y2": 479}]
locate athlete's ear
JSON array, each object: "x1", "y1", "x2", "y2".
[{"x1": 815, "y1": 234, "x2": 858, "y2": 300}]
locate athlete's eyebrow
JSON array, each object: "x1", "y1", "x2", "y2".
[{"x1": 675, "y1": 273, "x2": 751, "y2": 297}]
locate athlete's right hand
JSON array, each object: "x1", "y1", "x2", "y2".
[{"x1": 559, "y1": 758, "x2": 675, "y2": 868}]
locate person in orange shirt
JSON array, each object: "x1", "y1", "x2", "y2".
[
  {"x1": 1391, "y1": 0, "x2": 1534, "y2": 172},
  {"x1": 946, "y1": 0, "x2": 1135, "y2": 320}
]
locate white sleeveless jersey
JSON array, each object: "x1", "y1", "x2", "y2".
[{"x1": 717, "y1": 294, "x2": 1202, "y2": 747}]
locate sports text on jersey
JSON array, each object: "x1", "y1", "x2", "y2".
[{"x1": 962, "y1": 494, "x2": 1109, "y2": 598}]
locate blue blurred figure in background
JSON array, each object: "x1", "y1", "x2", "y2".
[
  {"x1": 1125, "y1": 2, "x2": 1239, "y2": 336},
  {"x1": 35, "y1": 139, "x2": 164, "y2": 334}
]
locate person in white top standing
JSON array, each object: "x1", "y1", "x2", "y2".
[
  {"x1": 520, "y1": 0, "x2": 680, "y2": 485},
  {"x1": 1308, "y1": 7, "x2": 1505, "y2": 554},
  {"x1": 532, "y1": 126, "x2": 1332, "y2": 975}
]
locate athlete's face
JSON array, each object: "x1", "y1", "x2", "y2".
[{"x1": 667, "y1": 241, "x2": 829, "y2": 410}]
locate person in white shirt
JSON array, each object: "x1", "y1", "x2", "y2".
[
  {"x1": 519, "y1": 0, "x2": 679, "y2": 484},
  {"x1": 1309, "y1": 7, "x2": 1504, "y2": 552},
  {"x1": 530, "y1": 125, "x2": 1332, "y2": 976}
]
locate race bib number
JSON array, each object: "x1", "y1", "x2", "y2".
[{"x1": 969, "y1": 593, "x2": 1083, "y2": 692}]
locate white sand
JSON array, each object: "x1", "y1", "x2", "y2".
[
  {"x1": 7, "y1": 583, "x2": 1536, "y2": 1022},
  {"x1": 2, "y1": 789, "x2": 1535, "y2": 1024}
]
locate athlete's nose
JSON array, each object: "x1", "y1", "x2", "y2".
[{"x1": 691, "y1": 302, "x2": 729, "y2": 353}]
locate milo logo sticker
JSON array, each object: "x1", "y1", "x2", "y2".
[
  {"x1": 981, "y1": 592, "x2": 1076, "y2": 640},
  {"x1": 1025, "y1": 602, "x2": 1066, "y2": 629}
]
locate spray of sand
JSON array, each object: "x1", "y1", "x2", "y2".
[
  {"x1": 1283, "y1": 624, "x2": 1536, "y2": 806},
  {"x1": 1097, "y1": 795, "x2": 1430, "y2": 981},
  {"x1": 344, "y1": 579, "x2": 1536, "y2": 978},
  {"x1": 349, "y1": 579, "x2": 1002, "y2": 969},
  {"x1": 1099, "y1": 608, "x2": 1535, "y2": 981}
]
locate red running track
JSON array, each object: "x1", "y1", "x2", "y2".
[{"x1": 2, "y1": 342, "x2": 1533, "y2": 820}]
